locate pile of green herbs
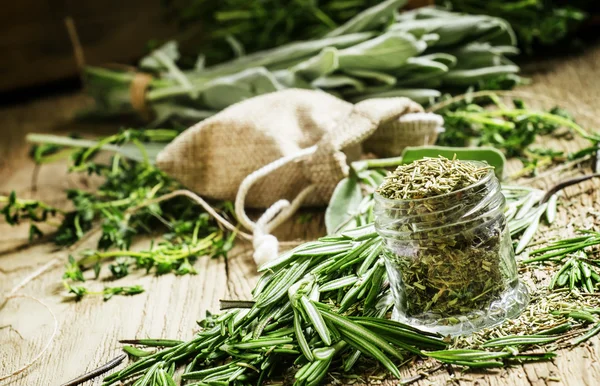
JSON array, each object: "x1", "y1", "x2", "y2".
[
  {"x1": 100, "y1": 157, "x2": 600, "y2": 386},
  {"x1": 85, "y1": 1, "x2": 521, "y2": 125},
  {"x1": 101, "y1": 226, "x2": 554, "y2": 386},
  {"x1": 437, "y1": 0, "x2": 589, "y2": 54},
  {"x1": 2, "y1": 129, "x2": 236, "y2": 301}
]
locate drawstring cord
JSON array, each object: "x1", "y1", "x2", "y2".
[{"x1": 235, "y1": 146, "x2": 318, "y2": 267}]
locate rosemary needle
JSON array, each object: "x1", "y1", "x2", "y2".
[{"x1": 60, "y1": 354, "x2": 126, "y2": 386}]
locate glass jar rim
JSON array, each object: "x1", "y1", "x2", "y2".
[{"x1": 374, "y1": 161, "x2": 495, "y2": 204}]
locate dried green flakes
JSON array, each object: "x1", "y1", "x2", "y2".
[
  {"x1": 377, "y1": 156, "x2": 493, "y2": 200},
  {"x1": 375, "y1": 156, "x2": 514, "y2": 321}
]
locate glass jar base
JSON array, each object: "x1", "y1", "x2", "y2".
[{"x1": 391, "y1": 281, "x2": 530, "y2": 336}]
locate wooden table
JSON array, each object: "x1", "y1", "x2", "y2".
[{"x1": 2, "y1": 45, "x2": 600, "y2": 386}]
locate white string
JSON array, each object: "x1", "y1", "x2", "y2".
[
  {"x1": 235, "y1": 146, "x2": 318, "y2": 266},
  {"x1": 126, "y1": 189, "x2": 253, "y2": 240},
  {"x1": 1, "y1": 266, "x2": 60, "y2": 383}
]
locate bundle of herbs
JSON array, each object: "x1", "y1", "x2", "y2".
[
  {"x1": 94, "y1": 155, "x2": 600, "y2": 386},
  {"x1": 84, "y1": 2, "x2": 521, "y2": 124}
]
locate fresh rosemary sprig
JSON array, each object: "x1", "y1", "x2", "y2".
[
  {"x1": 105, "y1": 222, "x2": 558, "y2": 386},
  {"x1": 547, "y1": 252, "x2": 600, "y2": 293},
  {"x1": 525, "y1": 230, "x2": 600, "y2": 264}
]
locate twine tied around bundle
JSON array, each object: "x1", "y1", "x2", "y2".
[{"x1": 130, "y1": 73, "x2": 154, "y2": 121}]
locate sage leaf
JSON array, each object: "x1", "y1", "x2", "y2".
[
  {"x1": 325, "y1": 177, "x2": 363, "y2": 234},
  {"x1": 26, "y1": 134, "x2": 167, "y2": 165},
  {"x1": 338, "y1": 31, "x2": 427, "y2": 72},
  {"x1": 350, "y1": 88, "x2": 441, "y2": 104},
  {"x1": 291, "y1": 47, "x2": 339, "y2": 81},
  {"x1": 343, "y1": 69, "x2": 396, "y2": 86},
  {"x1": 201, "y1": 67, "x2": 284, "y2": 110},
  {"x1": 200, "y1": 32, "x2": 375, "y2": 78},
  {"x1": 442, "y1": 65, "x2": 520, "y2": 87},
  {"x1": 312, "y1": 75, "x2": 365, "y2": 91}
]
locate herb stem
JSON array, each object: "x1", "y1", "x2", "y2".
[{"x1": 60, "y1": 354, "x2": 126, "y2": 386}]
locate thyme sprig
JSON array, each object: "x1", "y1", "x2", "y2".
[
  {"x1": 7, "y1": 128, "x2": 237, "y2": 300},
  {"x1": 64, "y1": 282, "x2": 145, "y2": 301},
  {"x1": 434, "y1": 94, "x2": 598, "y2": 178},
  {"x1": 0, "y1": 191, "x2": 63, "y2": 241}
]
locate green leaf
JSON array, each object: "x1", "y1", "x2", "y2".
[
  {"x1": 293, "y1": 310, "x2": 314, "y2": 361},
  {"x1": 350, "y1": 88, "x2": 441, "y2": 105},
  {"x1": 26, "y1": 134, "x2": 167, "y2": 165},
  {"x1": 201, "y1": 67, "x2": 284, "y2": 110},
  {"x1": 326, "y1": 0, "x2": 407, "y2": 37},
  {"x1": 343, "y1": 69, "x2": 397, "y2": 86},
  {"x1": 481, "y1": 334, "x2": 559, "y2": 348},
  {"x1": 325, "y1": 177, "x2": 363, "y2": 234},
  {"x1": 441, "y1": 65, "x2": 520, "y2": 87},
  {"x1": 200, "y1": 33, "x2": 375, "y2": 78},
  {"x1": 393, "y1": 11, "x2": 515, "y2": 47},
  {"x1": 400, "y1": 146, "x2": 506, "y2": 180},
  {"x1": 338, "y1": 31, "x2": 426, "y2": 72},
  {"x1": 312, "y1": 75, "x2": 365, "y2": 91},
  {"x1": 300, "y1": 296, "x2": 331, "y2": 345},
  {"x1": 123, "y1": 345, "x2": 153, "y2": 357},
  {"x1": 291, "y1": 47, "x2": 339, "y2": 81},
  {"x1": 139, "y1": 41, "x2": 180, "y2": 70}
]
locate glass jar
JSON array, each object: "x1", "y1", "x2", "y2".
[{"x1": 374, "y1": 163, "x2": 529, "y2": 336}]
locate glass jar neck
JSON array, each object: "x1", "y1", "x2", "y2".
[{"x1": 374, "y1": 171, "x2": 505, "y2": 239}]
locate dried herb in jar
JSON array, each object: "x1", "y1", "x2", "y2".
[{"x1": 376, "y1": 157, "x2": 516, "y2": 322}]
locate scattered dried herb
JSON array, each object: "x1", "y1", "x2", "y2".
[{"x1": 376, "y1": 156, "x2": 492, "y2": 200}]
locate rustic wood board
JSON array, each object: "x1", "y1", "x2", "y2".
[{"x1": 2, "y1": 45, "x2": 600, "y2": 386}]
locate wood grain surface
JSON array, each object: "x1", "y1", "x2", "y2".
[{"x1": 1, "y1": 44, "x2": 600, "y2": 386}]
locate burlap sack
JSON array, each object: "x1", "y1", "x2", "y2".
[{"x1": 156, "y1": 89, "x2": 430, "y2": 208}]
